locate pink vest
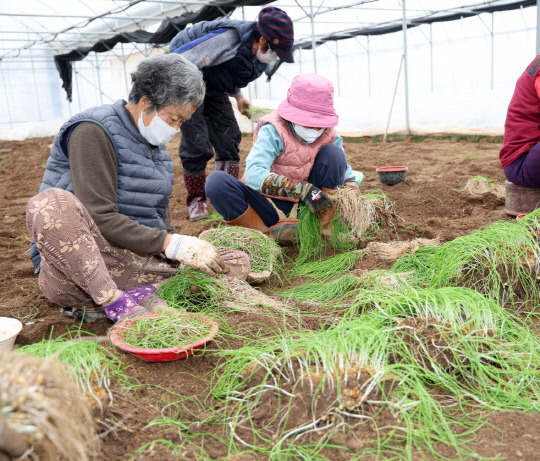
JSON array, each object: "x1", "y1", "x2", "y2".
[
  {"x1": 251, "y1": 111, "x2": 336, "y2": 202},
  {"x1": 499, "y1": 56, "x2": 540, "y2": 168}
]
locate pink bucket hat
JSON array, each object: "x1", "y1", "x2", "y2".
[{"x1": 277, "y1": 73, "x2": 338, "y2": 128}]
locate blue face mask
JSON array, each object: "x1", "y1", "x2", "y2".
[
  {"x1": 138, "y1": 111, "x2": 178, "y2": 146},
  {"x1": 293, "y1": 124, "x2": 324, "y2": 143}
]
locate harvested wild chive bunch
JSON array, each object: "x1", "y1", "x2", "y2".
[
  {"x1": 280, "y1": 273, "x2": 361, "y2": 303},
  {"x1": 296, "y1": 189, "x2": 396, "y2": 263},
  {"x1": 243, "y1": 106, "x2": 273, "y2": 120},
  {"x1": 462, "y1": 175, "x2": 495, "y2": 195},
  {"x1": 199, "y1": 225, "x2": 281, "y2": 273},
  {"x1": 18, "y1": 333, "x2": 130, "y2": 401},
  {"x1": 200, "y1": 211, "x2": 223, "y2": 222},
  {"x1": 157, "y1": 268, "x2": 226, "y2": 311},
  {"x1": 118, "y1": 313, "x2": 213, "y2": 350},
  {"x1": 391, "y1": 219, "x2": 540, "y2": 307},
  {"x1": 290, "y1": 249, "x2": 364, "y2": 281}
]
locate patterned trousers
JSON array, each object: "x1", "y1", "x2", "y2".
[{"x1": 26, "y1": 188, "x2": 248, "y2": 308}]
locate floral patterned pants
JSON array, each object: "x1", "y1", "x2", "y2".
[{"x1": 26, "y1": 188, "x2": 248, "y2": 309}]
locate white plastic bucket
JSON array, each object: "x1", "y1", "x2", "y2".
[{"x1": 0, "y1": 317, "x2": 23, "y2": 352}]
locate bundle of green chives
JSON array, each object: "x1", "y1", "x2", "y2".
[
  {"x1": 199, "y1": 225, "x2": 282, "y2": 273},
  {"x1": 18, "y1": 332, "x2": 130, "y2": 398},
  {"x1": 353, "y1": 286, "x2": 540, "y2": 412},
  {"x1": 157, "y1": 268, "x2": 226, "y2": 312},
  {"x1": 290, "y1": 249, "x2": 364, "y2": 281},
  {"x1": 118, "y1": 313, "x2": 214, "y2": 350},
  {"x1": 391, "y1": 219, "x2": 540, "y2": 308},
  {"x1": 279, "y1": 273, "x2": 361, "y2": 303}
]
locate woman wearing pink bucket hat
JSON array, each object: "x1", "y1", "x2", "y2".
[{"x1": 206, "y1": 73, "x2": 359, "y2": 242}]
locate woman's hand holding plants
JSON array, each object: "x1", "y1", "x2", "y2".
[
  {"x1": 301, "y1": 184, "x2": 333, "y2": 213},
  {"x1": 165, "y1": 234, "x2": 228, "y2": 277}
]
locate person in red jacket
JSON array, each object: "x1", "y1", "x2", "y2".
[{"x1": 500, "y1": 55, "x2": 540, "y2": 186}]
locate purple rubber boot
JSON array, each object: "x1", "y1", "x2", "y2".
[
  {"x1": 126, "y1": 285, "x2": 172, "y2": 313},
  {"x1": 103, "y1": 293, "x2": 150, "y2": 322}
]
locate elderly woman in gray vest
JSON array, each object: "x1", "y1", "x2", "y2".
[{"x1": 26, "y1": 54, "x2": 248, "y2": 322}]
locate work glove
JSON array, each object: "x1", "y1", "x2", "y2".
[
  {"x1": 165, "y1": 234, "x2": 227, "y2": 277},
  {"x1": 300, "y1": 184, "x2": 333, "y2": 214}
]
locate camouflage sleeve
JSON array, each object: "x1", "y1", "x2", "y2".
[{"x1": 260, "y1": 173, "x2": 312, "y2": 200}]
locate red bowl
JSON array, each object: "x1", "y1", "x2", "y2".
[
  {"x1": 110, "y1": 313, "x2": 219, "y2": 362},
  {"x1": 375, "y1": 166, "x2": 409, "y2": 172}
]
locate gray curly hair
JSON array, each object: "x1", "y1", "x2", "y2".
[{"x1": 128, "y1": 53, "x2": 205, "y2": 111}]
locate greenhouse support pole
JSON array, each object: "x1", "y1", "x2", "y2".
[
  {"x1": 402, "y1": 0, "x2": 410, "y2": 135},
  {"x1": 430, "y1": 24, "x2": 433, "y2": 92},
  {"x1": 325, "y1": 42, "x2": 341, "y2": 96},
  {"x1": 121, "y1": 43, "x2": 130, "y2": 98},
  {"x1": 416, "y1": 25, "x2": 434, "y2": 92},
  {"x1": 383, "y1": 55, "x2": 404, "y2": 143},
  {"x1": 95, "y1": 54, "x2": 104, "y2": 105},
  {"x1": 477, "y1": 14, "x2": 495, "y2": 90},
  {"x1": 354, "y1": 37, "x2": 371, "y2": 96},
  {"x1": 367, "y1": 36, "x2": 371, "y2": 97},
  {"x1": 310, "y1": 0, "x2": 317, "y2": 73},
  {"x1": 27, "y1": 32, "x2": 42, "y2": 121},
  {"x1": 336, "y1": 41, "x2": 341, "y2": 96},
  {"x1": 74, "y1": 63, "x2": 82, "y2": 113},
  {"x1": 537, "y1": 0, "x2": 540, "y2": 54},
  {"x1": 491, "y1": 13, "x2": 494, "y2": 90},
  {"x1": 0, "y1": 64, "x2": 14, "y2": 129}
]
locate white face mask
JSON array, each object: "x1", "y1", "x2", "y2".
[
  {"x1": 138, "y1": 110, "x2": 179, "y2": 146},
  {"x1": 256, "y1": 48, "x2": 278, "y2": 64},
  {"x1": 293, "y1": 124, "x2": 324, "y2": 143}
]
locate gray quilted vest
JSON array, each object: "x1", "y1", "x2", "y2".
[{"x1": 30, "y1": 99, "x2": 175, "y2": 272}]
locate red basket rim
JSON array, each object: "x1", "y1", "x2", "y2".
[
  {"x1": 376, "y1": 166, "x2": 408, "y2": 172},
  {"x1": 110, "y1": 312, "x2": 218, "y2": 355}
]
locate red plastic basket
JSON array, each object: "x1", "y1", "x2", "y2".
[{"x1": 110, "y1": 313, "x2": 219, "y2": 362}]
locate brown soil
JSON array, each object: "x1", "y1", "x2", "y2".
[{"x1": 1, "y1": 134, "x2": 539, "y2": 460}]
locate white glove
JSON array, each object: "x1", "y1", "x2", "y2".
[{"x1": 165, "y1": 234, "x2": 227, "y2": 277}]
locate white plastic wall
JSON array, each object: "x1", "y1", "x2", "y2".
[{"x1": 0, "y1": 5, "x2": 537, "y2": 139}]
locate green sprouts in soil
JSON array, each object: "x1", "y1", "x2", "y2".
[
  {"x1": 18, "y1": 331, "x2": 131, "y2": 403},
  {"x1": 157, "y1": 268, "x2": 227, "y2": 312},
  {"x1": 116, "y1": 312, "x2": 214, "y2": 350},
  {"x1": 207, "y1": 324, "x2": 485, "y2": 459},
  {"x1": 290, "y1": 249, "x2": 364, "y2": 281},
  {"x1": 390, "y1": 218, "x2": 540, "y2": 309},
  {"x1": 352, "y1": 286, "x2": 540, "y2": 412},
  {"x1": 211, "y1": 331, "x2": 398, "y2": 459},
  {"x1": 199, "y1": 225, "x2": 282, "y2": 273},
  {"x1": 279, "y1": 273, "x2": 361, "y2": 304}
]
